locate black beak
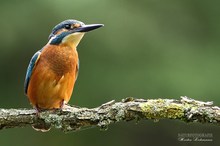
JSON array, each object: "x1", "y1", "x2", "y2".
[{"x1": 73, "y1": 24, "x2": 104, "y2": 33}]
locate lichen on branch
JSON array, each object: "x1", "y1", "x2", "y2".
[{"x1": 0, "y1": 96, "x2": 219, "y2": 132}]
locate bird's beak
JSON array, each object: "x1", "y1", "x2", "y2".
[{"x1": 73, "y1": 24, "x2": 104, "y2": 33}]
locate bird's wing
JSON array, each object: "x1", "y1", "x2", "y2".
[{"x1": 24, "y1": 51, "x2": 41, "y2": 94}]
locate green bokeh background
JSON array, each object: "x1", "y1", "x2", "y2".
[{"x1": 0, "y1": 0, "x2": 219, "y2": 146}]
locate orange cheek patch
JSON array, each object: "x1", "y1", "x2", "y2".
[
  {"x1": 73, "y1": 23, "x2": 81, "y2": 28},
  {"x1": 55, "y1": 28, "x2": 68, "y2": 35}
]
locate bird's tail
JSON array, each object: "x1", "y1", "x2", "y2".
[
  {"x1": 32, "y1": 122, "x2": 51, "y2": 132},
  {"x1": 32, "y1": 106, "x2": 51, "y2": 132}
]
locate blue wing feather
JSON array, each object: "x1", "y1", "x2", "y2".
[{"x1": 24, "y1": 51, "x2": 41, "y2": 94}]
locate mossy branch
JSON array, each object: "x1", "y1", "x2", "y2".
[{"x1": 0, "y1": 96, "x2": 219, "y2": 132}]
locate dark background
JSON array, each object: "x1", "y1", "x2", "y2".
[{"x1": 0, "y1": 0, "x2": 219, "y2": 146}]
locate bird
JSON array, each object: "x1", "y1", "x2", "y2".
[{"x1": 24, "y1": 19, "x2": 103, "y2": 111}]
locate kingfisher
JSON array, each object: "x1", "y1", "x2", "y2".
[{"x1": 24, "y1": 19, "x2": 103, "y2": 111}]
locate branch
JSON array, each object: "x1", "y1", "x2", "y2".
[{"x1": 0, "y1": 96, "x2": 219, "y2": 132}]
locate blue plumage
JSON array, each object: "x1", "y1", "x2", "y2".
[
  {"x1": 50, "y1": 31, "x2": 71, "y2": 45},
  {"x1": 24, "y1": 51, "x2": 41, "y2": 94}
]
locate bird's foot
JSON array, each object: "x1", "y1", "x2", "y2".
[
  {"x1": 60, "y1": 100, "x2": 71, "y2": 109},
  {"x1": 60, "y1": 100, "x2": 80, "y2": 110}
]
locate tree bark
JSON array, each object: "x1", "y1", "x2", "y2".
[{"x1": 0, "y1": 96, "x2": 219, "y2": 132}]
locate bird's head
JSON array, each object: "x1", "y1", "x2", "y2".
[{"x1": 48, "y1": 19, "x2": 103, "y2": 47}]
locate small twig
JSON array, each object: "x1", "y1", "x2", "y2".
[{"x1": 0, "y1": 96, "x2": 219, "y2": 132}]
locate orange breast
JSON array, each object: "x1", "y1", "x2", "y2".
[{"x1": 27, "y1": 44, "x2": 78, "y2": 109}]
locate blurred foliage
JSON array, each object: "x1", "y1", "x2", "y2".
[{"x1": 0, "y1": 0, "x2": 219, "y2": 146}]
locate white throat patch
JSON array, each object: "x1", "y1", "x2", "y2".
[{"x1": 62, "y1": 32, "x2": 85, "y2": 47}]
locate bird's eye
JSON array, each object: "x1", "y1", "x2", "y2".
[{"x1": 65, "y1": 24, "x2": 71, "y2": 29}]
